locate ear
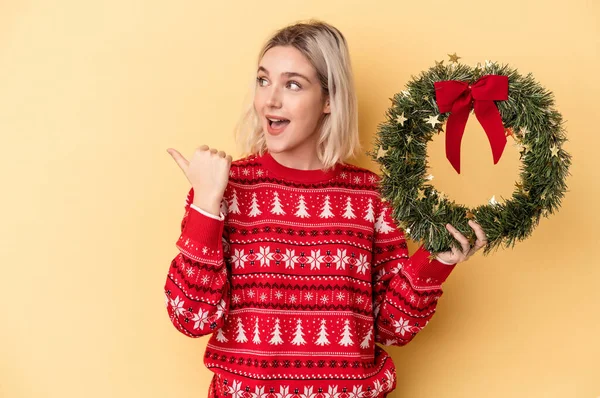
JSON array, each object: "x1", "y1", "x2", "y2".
[{"x1": 323, "y1": 96, "x2": 331, "y2": 114}]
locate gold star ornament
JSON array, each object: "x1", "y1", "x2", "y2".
[
  {"x1": 377, "y1": 146, "x2": 388, "y2": 159},
  {"x1": 448, "y1": 52, "x2": 461, "y2": 63},
  {"x1": 424, "y1": 114, "x2": 441, "y2": 128},
  {"x1": 396, "y1": 112, "x2": 407, "y2": 126}
]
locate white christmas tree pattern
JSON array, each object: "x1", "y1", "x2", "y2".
[
  {"x1": 374, "y1": 207, "x2": 394, "y2": 233},
  {"x1": 252, "y1": 316, "x2": 261, "y2": 344},
  {"x1": 291, "y1": 319, "x2": 306, "y2": 345},
  {"x1": 319, "y1": 195, "x2": 334, "y2": 218},
  {"x1": 228, "y1": 188, "x2": 241, "y2": 214},
  {"x1": 360, "y1": 328, "x2": 373, "y2": 349},
  {"x1": 338, "y1": 319, "x2": 354, "y2": 346},
  {"x1": 314, "y1": 319, "x2": 331, "y2": 346},
  {"x1": 248, "y1": 192, "x2": 262, "y2": 217},
  {"x1": 270, "y1": 191, "x2": 286, "y2": 215},
  {"x1": 363, "y1": 198, "x2": 375, "y2": 222},
  {"x1": 215, "y1": 328, "x2": 228, "y2": 343},
  {"x1": 219, "y1": 198, "x2": 228, "y2": 217},
  {"x1": 235, "y1": 318, "x2": 248, "y2": 343},
  {"x1": 342, "y1": 197, "x2": 356, "y2": 219},
  {"x1": 294, "y1": 195, "x2": 310, "y2": 218},
  {"x1": 269, "y1": 318, "x2": 284, "y2": 345}
]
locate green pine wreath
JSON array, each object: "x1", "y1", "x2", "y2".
[{"x1": 367, "y1": 56, "x2": 572, "y2": 256}]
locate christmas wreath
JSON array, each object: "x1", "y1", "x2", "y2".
[{"x1": 368, "y1": 53, "x2": 571, "y2": 256}]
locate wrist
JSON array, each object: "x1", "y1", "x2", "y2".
[{"x1": 192, "y1": 198, "x2": 221, "y2": 218}]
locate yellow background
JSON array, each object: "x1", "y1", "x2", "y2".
[{"x1": 1, "y1": 0, "x2": 598, "y2": 397}]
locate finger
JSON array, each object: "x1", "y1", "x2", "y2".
[
  {"x1": 199, "y1": 145, "x2": 209, "y2": 151},
  {"x1": 468, "y1": 220, "x2": 488, "y2": 244},
  {"x1": 225, "y1": 154, "x2": 233, "y2": 163},
  {"x1": 209, "y1": 148, "x2": 218, "y2": 154},
  {"x1": 217, "y1": 150, "x2": 226, "y2": 158},
  {"x1": 446, "y1": 223, "x2": 471, "y2": 256},
  {"x1": 166, "y1": 148, "x2": 189, "y2": 171}
]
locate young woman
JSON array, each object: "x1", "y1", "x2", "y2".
[{"x1": 165, "y1": 20, "x2": 487, "y2": 398}]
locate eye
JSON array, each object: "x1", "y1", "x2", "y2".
[
  {"x1": 256, "y1": 77, "x2": 267, "y2": 87},
  {"x1": 288, "y1": 81, "x2": 301, "y2": 90}
]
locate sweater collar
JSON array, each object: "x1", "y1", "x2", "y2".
[{"x1": 258, "y1": 151, "x2": 339, "y2": 183}]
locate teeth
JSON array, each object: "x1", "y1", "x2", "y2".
[{"x1": 268, "y1": 117, "x2": 287, "y2": 122}]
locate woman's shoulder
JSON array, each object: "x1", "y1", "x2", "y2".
[{"x1": 336, "y1": 161, "x2": 382, "y2": 190}]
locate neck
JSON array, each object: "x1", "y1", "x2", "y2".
[{"x1": 268, "y1": 151, "x2": 324, "y2": 171}]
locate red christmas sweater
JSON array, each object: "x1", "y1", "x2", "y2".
[{"x1": 164, "y1": 151, "x2": 457, "y2": 398}]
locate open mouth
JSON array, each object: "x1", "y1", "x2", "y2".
[{"x1": 267, "y1": 117, "x2": 291, "y2": 128}]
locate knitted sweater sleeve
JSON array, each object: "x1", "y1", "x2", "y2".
[
  {"x1": 371, "y1": 198, "x2": 457, "y2": 347},
  {"x1": 164, "y1": 187, "x2": 231, "y2": 338}
]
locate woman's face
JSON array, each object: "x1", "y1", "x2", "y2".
[{"x1": 254, "y1": 45, "x2": 330, "y2": 163}]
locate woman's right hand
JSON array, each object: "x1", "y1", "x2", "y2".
[{"x1": 167, "y1": 145, "x2": 232, "y2": 215}]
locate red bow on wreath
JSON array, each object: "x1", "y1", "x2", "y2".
[{"x1": 434, "y1": 75, "x2": 509, "y2": 174}]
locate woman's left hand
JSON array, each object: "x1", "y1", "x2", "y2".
[{"x1": 435, "y1": 219, "x2": 488, "y2": 265}]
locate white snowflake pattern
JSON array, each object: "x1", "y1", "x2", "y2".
[
  {"x1": 248, "y1": 290, "x2": 255, "y2": 298},
  {"x1": 169, "y1": 296, "x2": 186, "y2": 317},
  {"x1": 340, "y1": 172, "x2": 347, "y2": 179},
  {"x1": 202, "y1": 247, "x2": 208, "y2": 255},
  {"x1": 221, "y1": 376, "x2": 395, "y2": 398},
  {"x1": 242, "y1": 168, "x2": 250, "y2": 176},
  {"x1": 353, "y1": 176, "x2": 362, "y2": 184},
  {"x1": 259, "y1": 292, "x2": 267, "y2": 302},
  {"x1": 300, "y1": 386, "x2": 314, "y2": 398},
  {"x1": 232, "y1": 248, "x2": 246, "y2": 269},
  {"x1": 252, "y1": 385, "x2": 268, "y2": 398},
  {"x1": 193, "y1": 307, "x2": 210, "y2": 330},
  {"x1": 393, "y1": 317, "x2": 412, "y2": 336},
  {"x1": 200, "y1": 275, "x2": 209, "y2": 285},
  {"x1": 325, "y1": 386, "x2": 341, "y2": 398},
  {"x1": 275, "y1": 385, "x2": 293, "y2": 398},
  {"x1": 289, "y1": 295, "x2": 297, "y2": 303},
  {"x1": 305, "y1": 292, "x2": 313, "y2": 301},
  {"x1": 355, "y1": 296, "x2": 364, "y2": 304},
  {"x1": 320, "y1": 295, "x2": 329, "y2": 304},
  {"x1": 185, "y1": 267, "x2": 195, "y2": 278},
  {"x1": 336, "y1": 292, "x2": 345, "y2": 301},
  {"x1": 228, "y1": 380, "x2": 243, "y2": 398},
  {"x1": 355, "y1": 253, "x2": 370, "y2": 274},
  {"x1": 349, "y1": 385, "x2": 364, "y2": 398},
  {"x1": 274, "y1": 291, "x2": 283, "y2": 300},
  {"x1": 256, "y1": 169, "x2": 264, "y2": 177},
  {"x1": 409, "y1": 294, "x2": 416, "y2": 303},
  {"x1": 368, "y1": 174, "x2": 377, "y2": 183},
  {"x1": 232, "y1": 294, "x2": 241, "y2": 303}
]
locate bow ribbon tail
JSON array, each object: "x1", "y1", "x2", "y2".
[
  {"x1": 445, "y1": 93, "x2": 472, "y2": 174},
  {"x1": 473, "y1": 100, "x2": 507, "y2": 165}
]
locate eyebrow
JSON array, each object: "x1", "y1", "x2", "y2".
[{"x1": 257, "y1": 66, "x2": 312, "y2": 84}]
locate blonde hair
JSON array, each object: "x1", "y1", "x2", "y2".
[{"x1": 234, "y1": 19, "x2": 362, "y2": 171}]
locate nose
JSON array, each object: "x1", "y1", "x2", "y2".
[{"x1": 266, "y1": 86, "x2": 282, "y2": 108}]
